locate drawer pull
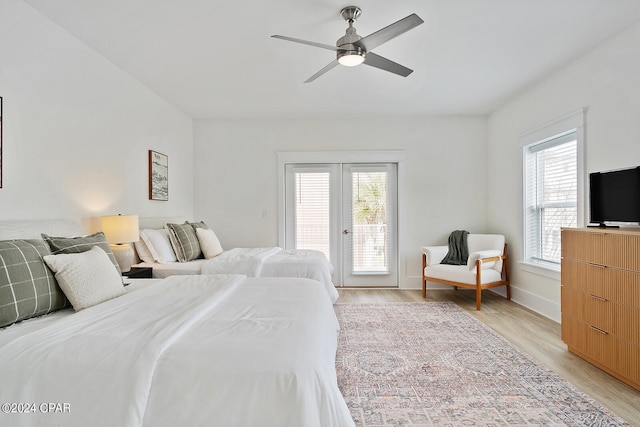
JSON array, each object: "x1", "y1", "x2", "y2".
[
  {"x1": 589, "y1": 294, "x2": 608, "y2": 302},
  {"x1": 589, "y1": 325, "x2": 609, "y2": 335},
  {"x1": 589, "y1": 263, "x2": 606, "y2": 268}
]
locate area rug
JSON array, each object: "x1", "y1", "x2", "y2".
[{"x1": 334, "y1": 302, "x2": 630, "y2": 427}]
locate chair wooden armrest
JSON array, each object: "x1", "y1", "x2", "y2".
[{"x1": 475, "y1": 255, "x2": 502, "y2": 264}]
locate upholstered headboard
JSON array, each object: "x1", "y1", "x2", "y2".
[{"x1": 0, "y1": 219, "x2": 84, "y2": 240}]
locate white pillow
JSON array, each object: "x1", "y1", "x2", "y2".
[
  {"x1": 467, "y1": 250, "x2": 502, "y2": 271},
  {"x1": 134, "y1": 238, "x2": 155, "y2": 263},
  {"x1": 43, "y1": 246, "x2": 126, "y2": 311},
  {"x1": 140, "y1": 228, "x2": 177, "y2": 263},
  {"x1": 196, "y1": 227, "x2": 223, "y2": 259}
]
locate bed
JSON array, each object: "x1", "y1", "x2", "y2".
[
  {"x1": 133, "y1": 217, "x2": 339, "y2": 303},
  {"x1": 0, "y1": 219, "x2": 354, "y2": 427}
]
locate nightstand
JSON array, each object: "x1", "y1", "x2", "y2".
[{"x1": 124, "y1": 266, "x2": 153, "y2": 279}]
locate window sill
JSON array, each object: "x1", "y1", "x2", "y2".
[
  {"x1": 519, "y1": 261, "x2": 560, "y2": 281},
  {"x1": 352, "y1": 271, "x2": 390, "y2": 276}
]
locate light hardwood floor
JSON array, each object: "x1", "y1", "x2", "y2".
[{"x1": 336, "y1": 288, "x2": 640, "y2": 425}]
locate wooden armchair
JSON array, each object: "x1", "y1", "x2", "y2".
[{"x1": 422, "y1": 234, "x2": 510, "y2": 310}]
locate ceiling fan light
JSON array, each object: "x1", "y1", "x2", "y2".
[{"x1": 337, "y1": 51, "x2": 365, "y2": 67}]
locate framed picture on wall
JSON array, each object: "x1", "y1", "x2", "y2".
[{"x1": 149, "y1": 150, "x2": 168, "y2": 201}]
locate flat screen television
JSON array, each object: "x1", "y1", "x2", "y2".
[{"x1": 589, "y1": 166, "x2": 640, "y2": 226}]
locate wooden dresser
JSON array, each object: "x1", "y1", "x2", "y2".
[{"x1": 561, "y1": 227, "x2": 640, "y2": 391}]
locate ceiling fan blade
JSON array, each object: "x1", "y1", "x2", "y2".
[
  {"x1": 271, "y1": 35, "x2": 338, "y2": 51},
  {"x1": 304, "y1": 60, "x2": 340, "y2": 83},
  {"x1": 354, "y1": 13, "x2": 424, "y2": 52},
  {"x1": 363, "y1": 52, "x2": 413, "y2": 77}
]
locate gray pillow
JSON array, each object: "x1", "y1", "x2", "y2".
[
  {"x1": 167, "y1": 222, "x2": 202, "y2": 262},
  {"x1": 42, "y1": 231, "x2": 122, "y2": 276},
  {"x1": 0, "y1": 239, "x2": 69, "y2": 328},
  {"x1": 188, "y1": 221, "x2": 208, "y2": 230}
]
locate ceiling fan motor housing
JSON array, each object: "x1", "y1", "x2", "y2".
[
  {"x1": 336, "y1": 18, "x2": 365, "y2": 65},
  {"x1": 336, "y1": 45, "x2": 365, "y2": 66}
]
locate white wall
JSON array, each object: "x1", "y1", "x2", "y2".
[
  {"x1": 487, "y1": 20, "x2": 640, "y2": 321},
  {"x1": 194, "y1": 117, "x2": 488, "y2": 289},
  {"x1": 0, "y1": 0, "x2": 194, "y2": 231}
]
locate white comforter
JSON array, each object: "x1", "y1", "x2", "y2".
[
  {"x1": 0, "y1": 275, "x2": 354, "y2": 427},
  {"x1": 201, "y1": 247, "x2": 339, "y2": 303}
]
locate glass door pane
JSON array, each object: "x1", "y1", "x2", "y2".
[
  {"x1": 343, "y1": 163, "x2": 397, "y2": 287},
  {"x1": 351, "y1": 170, "x2": 389, "y2": 273},
  {"x1": 284, "y1": 164, "x2": 341, "y2": 284}
]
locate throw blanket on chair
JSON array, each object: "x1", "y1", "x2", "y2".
[{"x1": 441, "y1": 230, "x2": 469, "y2": 265}]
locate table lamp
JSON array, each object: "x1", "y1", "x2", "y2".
[{"x1": 100, "y1": 214, "x2": 139, "y2": 273}]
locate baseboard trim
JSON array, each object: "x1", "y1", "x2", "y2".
[
  {"x1": 404, "y1": 276, "x2": 560, "y2": 323},
  {"x1": 489, "y1": 286, "x2": 560, "y2": 323},
  {"x1": 512, "y1": 289, "x2": 560, "y2": 323}
]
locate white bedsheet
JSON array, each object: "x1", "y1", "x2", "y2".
[
  {"x1": 0, "y1": 275, "x2": 353, "y2": 427},
  {"x1": 201, "y1": 247, "x2": 339, "y2": 303},
  {"x1": 201, "y1": 247, "x2": 282, "y2": 275}
]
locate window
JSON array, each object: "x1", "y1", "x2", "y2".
[{"x1": 522, "y1": 110, "x2": 584, "y2": 273}]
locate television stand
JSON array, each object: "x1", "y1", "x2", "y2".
[{"x1": 587, "y1": 223, "x2": 619, "y2": 228}]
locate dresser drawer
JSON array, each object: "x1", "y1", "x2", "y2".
[
  {"x1": 561, "y1": 259, "x2": 640, "y2": 309},
  {"x1": 619, "y1": 339, "x2": 640, "y2": 385},
  {"x1": 562, "y1": 313, "x2": 616, "y2": 367},
  {"x1": 602, "y1": 233, "x2": 640, "y2": 272},
  {"x1": 562, "y1": 313, "x2": 640, "y2": 384},
  {"x1": 562, "y1": 287, "x2": 640, "y2": 344},
  {"x1": 562, "y1": 229, "x2": 606, "y2": 265},
  {"x1": 562, "y1": 229, "x2": 640, "y2": 271}
]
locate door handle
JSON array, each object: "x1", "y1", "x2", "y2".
[{"x1": 343, "y1": 229, "x2": 349, "y2": 235}]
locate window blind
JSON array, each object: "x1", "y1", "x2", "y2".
[
  {"x1": 524, "y1": 133, "x2": 577, "y2": 265},
  {"x1": 290, "y1": 170, "x2": 332, "y2": 261}
]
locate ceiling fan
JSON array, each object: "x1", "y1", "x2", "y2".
[{"x1": 272, "y1": 6, "x2": 424, "y2": 83}]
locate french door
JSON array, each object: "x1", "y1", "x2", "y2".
[{"x1": 284, "y1": 163, "x2": 398, "y2": 287}]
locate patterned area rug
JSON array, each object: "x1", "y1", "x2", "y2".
[{"x1": 334, "y1": 302, "x2": 629, "y2": 427}]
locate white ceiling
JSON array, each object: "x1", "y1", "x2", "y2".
[{"x1": 23, "y1": 0, "x2": 640, "y2": 119}]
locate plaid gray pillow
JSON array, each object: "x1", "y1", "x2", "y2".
[
  {"x1": 188, "y1": 221, "x2": 208, "y2": 230},
  {"x1": 167, "y1": 222, "x2": 202, "y2": 262},
  {"x1": 42, "y1": 232, "x2": 122, "y2": 276},
  {"x1": 0, "y1": 239, "x2": 69, "y2": 328}
]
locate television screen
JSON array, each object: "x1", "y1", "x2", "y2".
[{"x1": 590, "y1": 166, "x2": 640, "y2": 225}]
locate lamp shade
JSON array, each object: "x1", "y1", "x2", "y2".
[{"x1": 100, "y1": 214, "x2": 139, "y2": 244}]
